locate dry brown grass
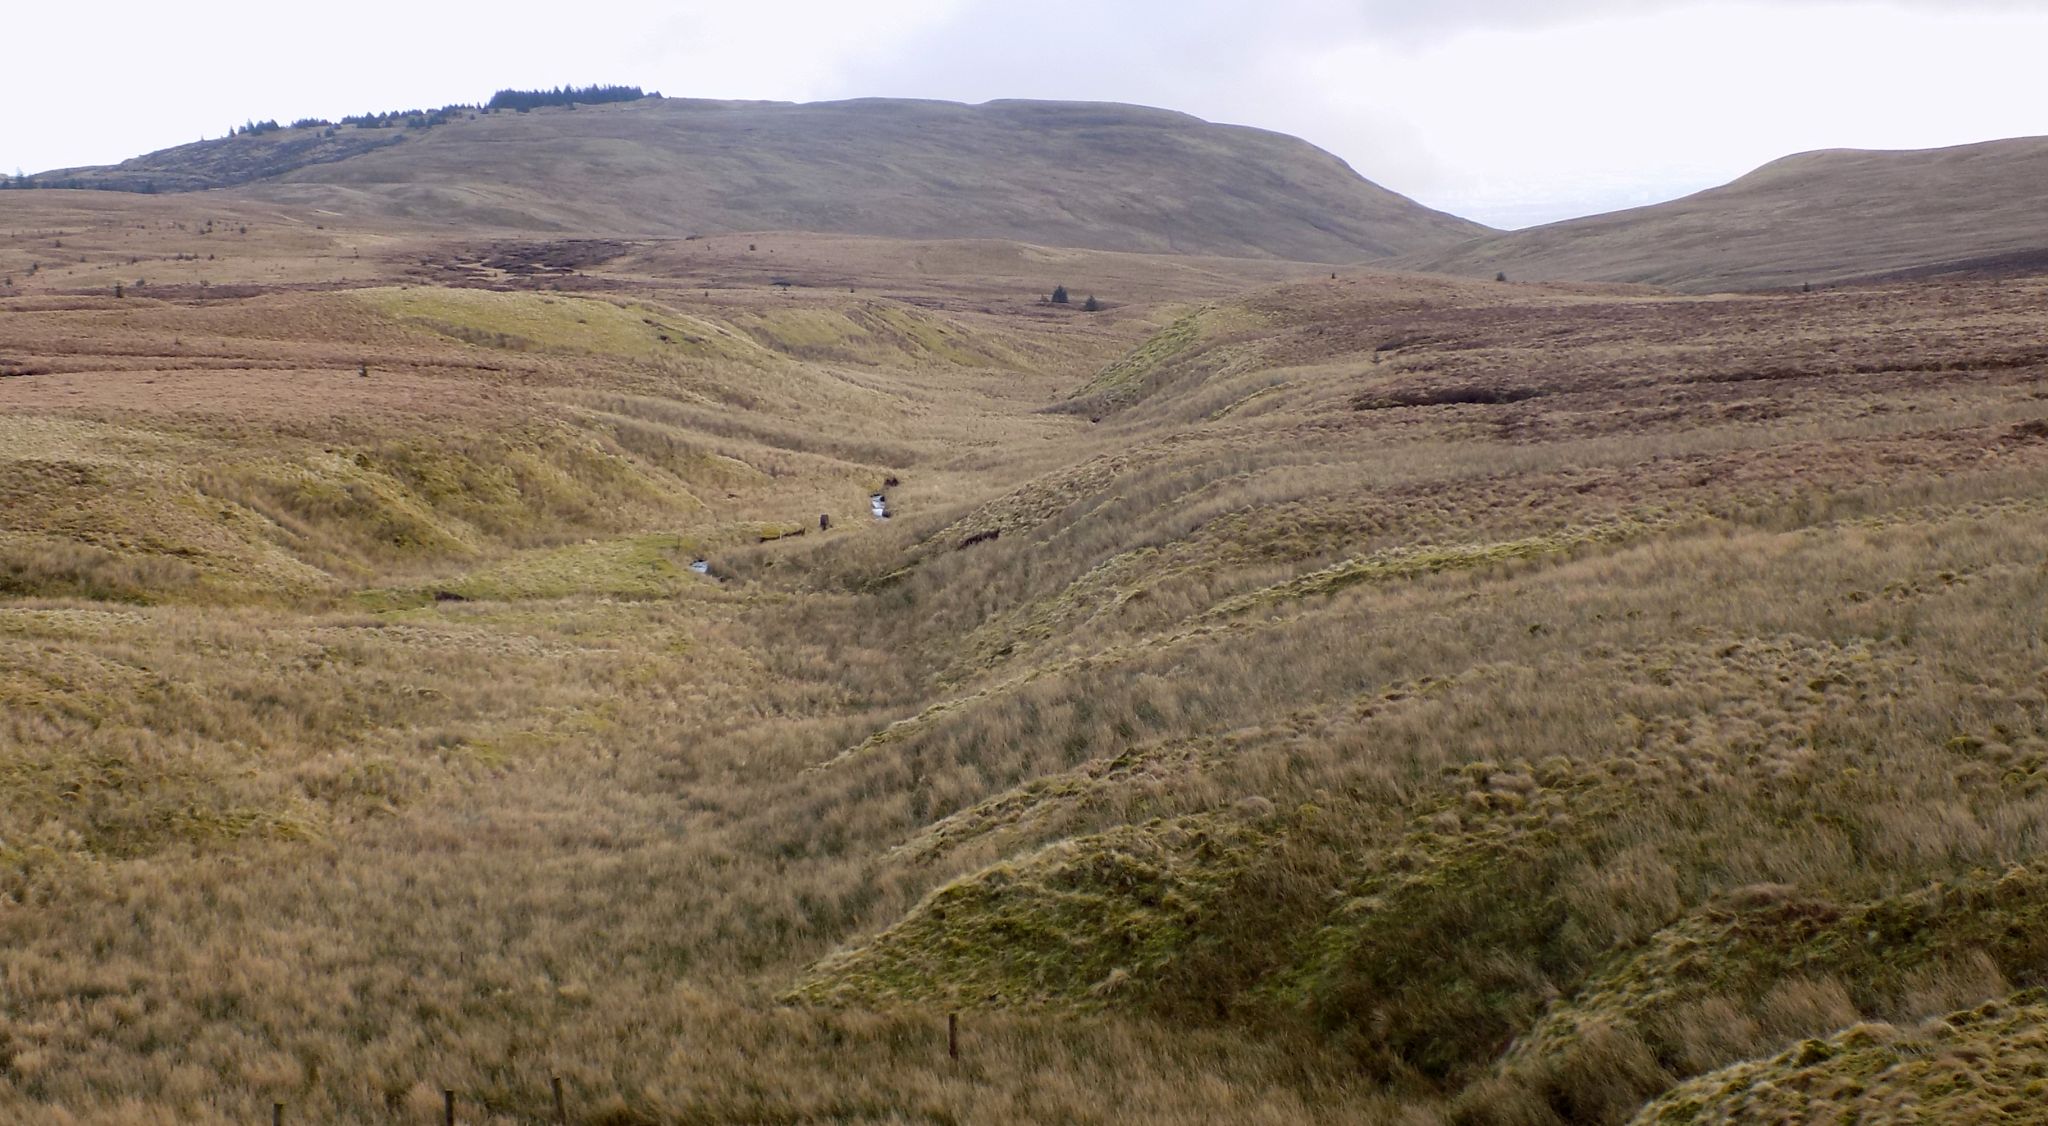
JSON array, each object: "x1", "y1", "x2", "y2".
[{"x1": 5, "y1": 211, "x2": 2048, "y2": 1123}]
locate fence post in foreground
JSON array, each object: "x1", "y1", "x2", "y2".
[
  {"x1": 553, "y1": 1075, "x2": 568, "y2": 1124},
  {"x1": 948, "y1": 1011, "x2": 960, "y2": 1061},
  {"x1": 444, "y1": 1089, "x2": 455, "y2": 1126}
]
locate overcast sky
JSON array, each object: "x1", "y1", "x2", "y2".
[{"x1": 7, "y1": 1, "x2": 2045, "y2": 228}]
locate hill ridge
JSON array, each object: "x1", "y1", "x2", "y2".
[
  {"x1": 20, "y1": 96, "x2": 1489, "y2": 263},
  {"x1": 1407, "y1": 133, "x2": 2048, "y2": 291}
]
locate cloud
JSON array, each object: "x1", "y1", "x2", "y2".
[{"x1": 1336, "y1": 0, "x2": 2047, "y2": 41}]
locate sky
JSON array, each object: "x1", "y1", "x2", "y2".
[{"x1": 5, "y1": 1, "x2": 2046, "y2": 228}]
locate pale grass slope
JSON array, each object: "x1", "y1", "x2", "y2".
[{"x1": 1409, "y1": 135, "x2": 2048, "y2": 292}]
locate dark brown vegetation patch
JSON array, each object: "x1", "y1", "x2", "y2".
[{"x1": 1353, "y1": 383, "x2": 1548, "y2": 410}]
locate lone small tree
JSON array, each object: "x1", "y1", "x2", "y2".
[
  {"x1": 1051, "y1": 285, "x2": 1069, "y2": 305},
  {"x1": 1082, "y1": 295, "x2": 1102, "y2": 312},
  {"x1": 1496, "y1": 271, "x2": 1508, "y2": 283}
]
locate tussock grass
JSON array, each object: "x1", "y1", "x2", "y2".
[
  {"x1": 7, "y1": 246, "x2": 2048, "y2": 1122},
  {"x1": 1635, "y1": 989, "x2": 2048, "y2": 1123}
]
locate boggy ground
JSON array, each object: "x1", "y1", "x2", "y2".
[{"x1": 5, "y1": 194, "x2": 2048, "y2": 1123}]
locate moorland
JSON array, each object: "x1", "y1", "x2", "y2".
[{"x1": 5, "y1": 99, "x2": 2048, "y2": 1124}]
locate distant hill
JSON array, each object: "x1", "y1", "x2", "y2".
[
  {"x1": 24, "y1": 97, "x2": 1490, "y2": 262},
  {"x1": 1406, "y1": 136, "x2": 2048, "y2": 291}
]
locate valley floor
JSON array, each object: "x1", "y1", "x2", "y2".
[{"x1": 5, "y1": 196, "x2": 2048, "y2": 1123}]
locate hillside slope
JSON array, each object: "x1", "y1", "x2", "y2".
[
  {"x1": 28, "y1": 97, "x2": 1489, "y2": 262},
  {"x1": 1408, "y1": 136, "x2": 2048, "y2": 291},
  {"x1": 12, "y1": 194, "x2": 2048, "y2": 1123}
]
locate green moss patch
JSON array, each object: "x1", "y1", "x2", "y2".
[
  {"x1": 359, "y1": 533, "x2": 704, "y2": 606},
  {"x1": 356, "y1": 288, "x2": 765, "y2": 363},
  {"x1": 1474, "y1": 866, "x2": 2048, "y2": 1121},
  {"x1": 1064, "y1": 310, "x2": 1207, "y2": 413},
  {"x1": 1636, "y1": 990, "x2": 2048, "y2": 1124},
  {"x1": 790, "y1": 814, "x2": 1272, "y2": 1009},
  {"x1": 734, "y1": 303, "x2": 1026, "y2": 368}
]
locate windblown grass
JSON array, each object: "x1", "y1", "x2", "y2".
[{"x1": 6, "y1": 227, "x2": 2048, "y2": 1123}]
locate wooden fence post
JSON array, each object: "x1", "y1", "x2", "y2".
[
  {"x1": 553, "y1": 1075, "x2": 568, "y2": 1124},
  {"x1": 443, "y1": 1089, "x2": 455, "y2": 1126},
  {"x1": 272, "y1": 1103, "x2": 284, "y2": 1126},
  {"x1": 948, "y1": 1011, "x2": 959, "y2": 1061}
]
